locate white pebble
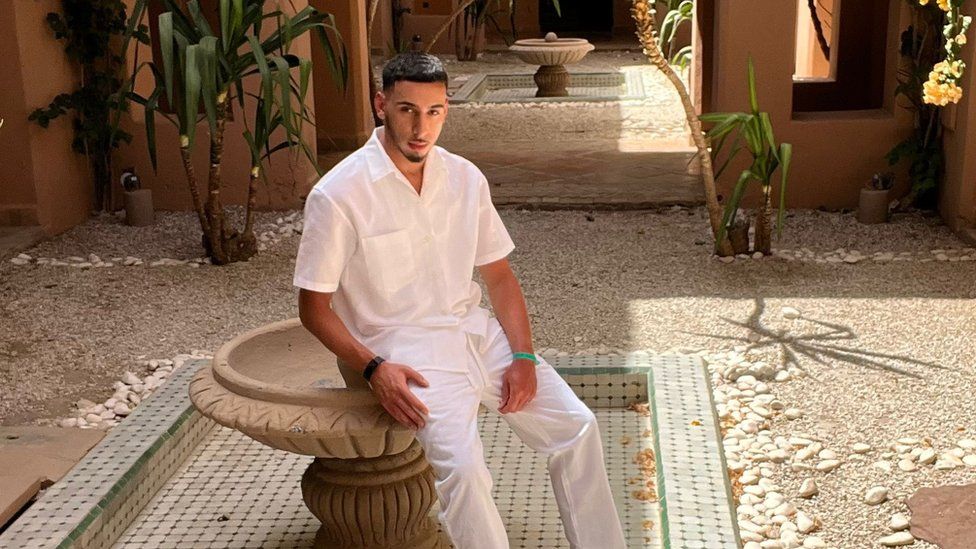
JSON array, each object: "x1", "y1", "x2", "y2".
[
  {"x1": 796, "y1": 511, "x2": 817, "y2": 533},
  {"x1": 784, "y1": 408, "x2": 804, "y2": 420},
  {"x1": 815, "y1": 459, "x2": 841, "y2": 473},
  {"x1": 781, "y1": 306, "x2": 801, "y2": 320},
  {"x1": 878, "y1": 531, "x2": 915, "y2": 546},
  {"x1": 60, "y1": 417, "x2": 78, "y2": 428},
  {"x1": 889, "y1": 513, "x2": 910, "y2": 531},
  {"x1": 865, "y1": 486, "x2": 889, "y2": 505},
  {"x1": 798, "y1": 478, "x2": 819, "y2": 498},
  {"x1": 852, "y1": 442, "x2": 872, "y2": 454}
]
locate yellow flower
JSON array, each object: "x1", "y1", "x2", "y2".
[
  {"x1": 957, "y1": 33, "x2": 968, "y2": 45},
  {"x1": 937, "y1": 0, "x2": 950, "y2": 11},
  {"x1": 919, "y1": 0, "x2": 930, "y2": 5},
  {"x1": 923, "y1": 77, "x2": 964, "y2": 105}
]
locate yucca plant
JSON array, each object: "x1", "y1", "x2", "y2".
[
  {"x1": 121, "y1": 0, "x2": 346, "y2": 265},
  {"x1": 657, "y1": 0, "x2": 693, "y2": 69},
  {"x1": 700, "y1": 57, "x2": 793, "y2": 255}
]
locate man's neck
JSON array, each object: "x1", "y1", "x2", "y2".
[{"x1": 380, "y1": 135, "x2": 425, "y2": 193}]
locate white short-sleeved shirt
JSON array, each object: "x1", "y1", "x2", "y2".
[{"x1": 293, "y1": 126, "x2": 515, "y2": 372}]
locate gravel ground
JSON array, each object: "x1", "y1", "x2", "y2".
[{"x1": 2, "y1": 206, "x2": 975, "y2": 548}]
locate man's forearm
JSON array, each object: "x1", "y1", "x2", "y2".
[
  {"x1": 485, "y1": 274, "x2": 534, "y2": 356},
  {"x1": 299, "y1": 291, "x2": 375, "y2": 372}
]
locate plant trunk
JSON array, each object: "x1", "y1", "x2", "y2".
[
  {"x1": 631, "y1": 0, "x2": 734, "y2": 257},
  {"x1": 91, "y1": 151, "x2": 113, "y2": 212},
  {"x1": 729, "y1": 217, "x2": 751, "y2": 255},
  {"x1": 753, "y1": 185, "x2": 773, "y2": 255},
  {"x1": 454, "y1": 10, "x2": 480, "y2": 61},
  {"x1": 206, "y1": 97, "x2": 230, "y2": 265},
  {"x1": 243, "y1": 165, "x2": 260, "y2": 244},
  {"x1": 366, "y1": 0, "x2": 382, "y2": 126},
  {"x1": 426, "y1": 0, "x2": 478, "y2": 54},
  {"x1": 180, "y1": 145, "x2": 211, "y2": 241}
]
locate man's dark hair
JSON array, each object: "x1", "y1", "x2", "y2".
[{"x1": 381, "y1": 52, "x2": 448, "y2": 92}]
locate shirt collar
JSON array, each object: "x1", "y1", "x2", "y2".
[{"x1": 363, "y1": 126, "x2": 447, "y2": 185}]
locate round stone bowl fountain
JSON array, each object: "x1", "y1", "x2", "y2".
[
  {"x1": 509, "y1": 32, "x2": 595, "y2": 97},
  {"x1": 189, "y1": 318, "x2": 447, "y2": 549}
]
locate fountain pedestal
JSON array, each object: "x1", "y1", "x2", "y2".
[
  {"x1": 534, "y1": 65, "x2": 571, "y2": 97},
  {"x1": 303, "y1": 440, "x2": 443, "y2": 548},
  {"x1": 189, "y1": 319, "x2": 450, "y2": 549}
]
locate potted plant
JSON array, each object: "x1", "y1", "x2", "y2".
[{"x1": 858, "y1": 171, "x2": 894, "y2": 224}]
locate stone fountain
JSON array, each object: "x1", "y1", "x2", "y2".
[
  {"x1": 509, "y1": 32, "x2": 595, "y2": 97},
  {"x1": 189, "y1": 318, "x2": 448, "y2": 549}
]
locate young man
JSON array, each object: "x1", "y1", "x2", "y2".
[{"x1": 294, "y1": 52, "x2": 626, "y2": 549}]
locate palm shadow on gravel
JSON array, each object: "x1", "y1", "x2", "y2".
[{"x1": 678, "y1": 298, "x2": 946, "y2": 380}]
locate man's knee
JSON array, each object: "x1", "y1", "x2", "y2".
[{"x1": 437, "y1": 451, "x2": 492, "y2": 488}]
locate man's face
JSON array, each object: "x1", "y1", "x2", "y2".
[{"x1": 375, "y1": 80, "x2": 449, "y2": 164}]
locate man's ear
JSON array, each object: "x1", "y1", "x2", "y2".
[{"x1": 374, "y1": 91, "x2": 386, "y2": 120}]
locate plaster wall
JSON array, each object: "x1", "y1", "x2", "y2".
[
  {"x1": 707, "y1": 0, "x2": 915, "y2": 210},
  {"x1": 939, "y1": 41, "x2": 976, "y2": 231},
  {"x1": 0, "y1": 0, "x2": 93, "y2": 234}
]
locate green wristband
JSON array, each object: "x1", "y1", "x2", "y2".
[{"x1": 512, "y1": 352, "x2": 539, "y2": 364}]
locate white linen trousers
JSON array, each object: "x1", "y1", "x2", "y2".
[{"x1": 407, "y1": 317, "x2": 628, "y2": 549}]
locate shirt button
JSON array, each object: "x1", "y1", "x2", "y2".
[{"x1": 423, "y1": 235, "x2": 432, "y2": 243}]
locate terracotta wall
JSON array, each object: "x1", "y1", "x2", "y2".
[
  {"x1": 114, "y1": 0, "x2": 321, "y2": 211},
  {"x1": 0, "y1": 0, "x2": 93, "y2": 234},
  {"x1": 939, "y1": 41, "x2": 976, "y2": 232},
  {"x1": 704, "y1": 0, "x2": 915, "y2": 210},
  {"x1": 313, "y1": 0, "x2": 375, "y2": 152}
]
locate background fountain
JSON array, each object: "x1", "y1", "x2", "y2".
[{"x1": 509, "y1": 32, "x2": 595, "y2": 97}]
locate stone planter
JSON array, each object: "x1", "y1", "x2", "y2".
[
  {"x1": 857, "y1": 188, "x2": 890, "y2": 224},
  {"x1": 123, "y1": 189, "x2": 154, "y2": 227}
]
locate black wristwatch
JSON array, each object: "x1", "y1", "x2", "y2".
[{"x1": 362, "y1": 356, "x2": 386, "y2": 382}]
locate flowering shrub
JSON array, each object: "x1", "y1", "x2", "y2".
[{"x1": 920, "y1": 0, "x2": 971, "y2": 105}]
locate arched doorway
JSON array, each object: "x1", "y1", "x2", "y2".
[{"x1": 539, "y1": 0, "x2": 614, "y2": 40}]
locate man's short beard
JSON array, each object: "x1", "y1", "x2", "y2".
[{"x1": 403, "y1": 149, "x2": 425, "y2": 163}]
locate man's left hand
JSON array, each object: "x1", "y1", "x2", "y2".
[{"x1": 499, "y1": 360, "x2": 537, "y2": 413}]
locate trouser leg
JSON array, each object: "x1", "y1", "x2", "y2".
[
  {"x1": 476, "y1": 323, "x2": 628, "y2": 549},
  {"x1": 410, "y1": 368, "x2": 510, "y2": 549}
]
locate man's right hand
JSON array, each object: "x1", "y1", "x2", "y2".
[{"x1": 368, "y1": 361, "x2": 430, "y2": 430}]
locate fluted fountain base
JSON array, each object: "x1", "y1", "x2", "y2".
[
  {"x1": 534, "y1": 65, "x2": 570, "y2": 97},
  {"x1": 301, "y1": 440, "x2": 450, "y2": 549}
]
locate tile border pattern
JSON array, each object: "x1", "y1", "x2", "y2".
[
  {"x1": 1, "y1": 353, "x2": 738, "y2": 548},
  {"x1": 450, "y1": 70, "x2": 646, "y2": 104}
]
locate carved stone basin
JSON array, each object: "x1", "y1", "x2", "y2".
[
  {"x1": 509, "y1": 32, "x2": 595, "y2": 97},
  {"x1": 189, "y1": 318, "x2": 447, "y2": 549}
]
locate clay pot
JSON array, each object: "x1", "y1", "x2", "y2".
[
  {"x1": 857, "y1": 188, "x2": 890, "y2": 224},
  {"x1": 123, "y1": 189, "x2": 154, "y2": 227}
]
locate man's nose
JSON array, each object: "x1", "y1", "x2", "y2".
[{"x1": 413, "y1": 114, "x2": 430, "y2": 137}]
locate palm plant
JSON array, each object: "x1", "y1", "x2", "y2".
[
  {"x1": 700, "y1": 57, "x2": 793, "y2": 255},
  {"x1": 122, "y1": 0, "x2": 346, "y2": 265}
]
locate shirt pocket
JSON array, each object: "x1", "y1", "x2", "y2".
[{"x1": 360, "y1": 229, "x2": 418, "y2": 297}]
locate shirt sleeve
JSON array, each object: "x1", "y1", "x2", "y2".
[
  {"x1": 473, "y1": 176, "x2": 515, "y2": 266},
  {"x1": 293, "y1": 189, "x2": 357, "y2": 292}
]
